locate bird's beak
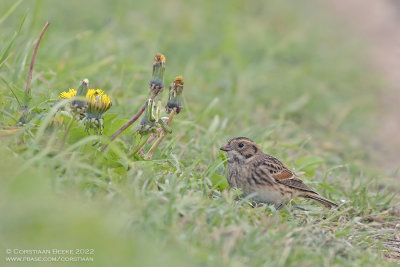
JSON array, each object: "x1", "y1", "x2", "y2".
[{"x1": 220, "y1": 144, "x2": 232, "y2": 151}]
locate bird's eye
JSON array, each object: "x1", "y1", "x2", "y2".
[{"x1": 238, "y1": 143, "x2": 244, "y2": 148}]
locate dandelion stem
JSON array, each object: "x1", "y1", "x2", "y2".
[
  {"x1": 144, "y1": 108, "x2": 176, "y2": 159},
  {"x1": 99, "y1": 93, "x2": 157, "y2": 152},
  {"x1": 130, "y1": 134, "x2": 151, "y2": 156},
  {"x1": 25, "y1": 21, "x2": 50, "y2": 99}
]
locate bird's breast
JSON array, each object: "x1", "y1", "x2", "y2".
[{"x1": 226, "y1": 162, "x2": 244, "y2": 188}]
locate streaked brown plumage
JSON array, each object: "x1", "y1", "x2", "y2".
[{"x1": 220, "y1": 137, "x2": 338, "y2": 209}]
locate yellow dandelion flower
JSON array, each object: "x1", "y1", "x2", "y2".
[
  {"x1": 87, "y1": 89, "x2": 105, "y2": 98},
  {"x1": 150, "y1": 53, "x2": 166, "y2": 94},
  {"x1": 59, "y1": 88, "x2": 77, "y2": 99},
  {"x1": 166, "y1": 75, "x2": 184, "y2": 114},
  {"x1": 173, "y1": 75, "x2": 184, "y2": 86},
  {"x1": 85, "y1": 89, "x2": 112, "y2": 115},
  {"x1": 154, "y1": 53, "x2": 166, "y2": 64}
]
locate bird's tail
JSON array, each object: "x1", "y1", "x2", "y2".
[{"x1": 301, "y1": 193, "x2": 338, "y2": 208}]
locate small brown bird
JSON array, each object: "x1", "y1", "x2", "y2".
[{"x1": 220, "y1": 137, "x2": 338, "y2": 209}]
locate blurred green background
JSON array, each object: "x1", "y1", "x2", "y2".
[{"x1": 0, "y1": 0, "x2": 397, "y2": 266}]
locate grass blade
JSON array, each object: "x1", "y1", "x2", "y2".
[{"x1": 0, "y1": 0, "x2": 23, "y2": 26}]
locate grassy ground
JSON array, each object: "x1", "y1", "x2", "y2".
[{"x1": 1, "y1": 0, "x2": 399, "y2": 266}]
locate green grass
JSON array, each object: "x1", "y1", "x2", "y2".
[{"x1": 0, "y1": 0, "x2": 399, "y2": 266}]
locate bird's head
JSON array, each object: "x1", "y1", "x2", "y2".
[{"x1": 220, "y1": 137, "x2": 262, "y2": 161}]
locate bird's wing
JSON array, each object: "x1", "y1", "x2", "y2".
[
  {"x1": 277, "y1": 177, "x2": 316, "y2": 193},
  {"x1": 256, "y1": 155, "x2": 317, "y2": 193}
]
